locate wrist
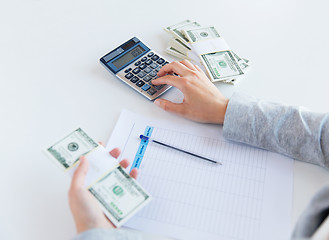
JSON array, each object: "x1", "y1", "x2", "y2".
[{"x1": 215, "y1": 98, "x2": 229, "y2": 124}]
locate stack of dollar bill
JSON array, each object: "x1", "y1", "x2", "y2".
[
  {"x1": 164, "y1": 20, "x2": 251, "y2": 84},
  {"x1": 45, "y1": 128, "x2": 152, "y2": 227}
]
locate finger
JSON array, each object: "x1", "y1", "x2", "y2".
[
  {"x1": 180, "y1": 60, "x2": 197, "y2": 71},
  {"x1": 130, "y1": 168, "x2": 138, "y2": 179},
  {"x1": 157, "y1": 61, "x2": 191, "y2": 77},
  {"x1": 98, "y1": 141, "x2": 104, "y2": 146},
  {"x1": 194, "y1": 64, "x2": 203, "y2": 72},
  {"x1": 119, "y1": 159, "x2": 130, "y2": 169},
  {"x1": 109, "y1": 148, "x2": 121, "y2": 159},
  {"x1": 154, "y1": 98, "x2": 185, "y2": 115},
  {"x1": 71, "y1": 156, "x2": 88, "y2": 189},
  {"x1": 152, "y1": 75, "x2": 185, "y2": 90},
  {"x1": 159, "y1": 70, "x2": 174, "y2": 75}
]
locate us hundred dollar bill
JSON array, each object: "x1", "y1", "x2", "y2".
[
  {"x1": 89, "y1": 165, "x2": 151, "y2": 227},
  {"x1": 200, "y1": 50, "x2": 245, "y2": 82},
  {"x1": 45, "y1": 128, "x2": 152, "y2": 227},
  {"x1": 184, "y1": 26, "x2": 221, "y2": 43},
  {"x1": 165, "y1": 19, "x2": 192, "y2": 33},
  {"x1": 183, "y1": 26, "x2": 250, "y2": 77},
  {"x1": 165, "y1": 46, "x2": 191, "y2": 60},
  {"x1": 164, "y1": 20, "x2": 251, "y2": 84},
  {"x1": 46, "y1": 128, "x2": 99, "y2": 170},
  {"x1": 165, "y1": 20, "x2": 201, "y2": 43},
  {"x1": 169, "y1": 38, "x2": 191, "y2": 55}
]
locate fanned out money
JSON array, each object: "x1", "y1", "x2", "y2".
[
  {"x1": 44, "y1": 128, "x2": 152, "y2": 227},
  {"x1": 164, "y1": 20, "x2": 251, "y2": 85}
]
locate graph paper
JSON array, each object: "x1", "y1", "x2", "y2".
[{"x1": 106, "y1": 110, "x2": 293, "y2": 240}]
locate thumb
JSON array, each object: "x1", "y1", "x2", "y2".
[
  {"x1": 154, "y1": 98, "x2": 184, "y2": 115},
  {"x1": 71, "y1": 156, "x2": 89, "y2": 189}
]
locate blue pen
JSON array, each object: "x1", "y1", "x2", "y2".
[{"x1": 139, "y1": 135, "x2": 221, "y2": 165}]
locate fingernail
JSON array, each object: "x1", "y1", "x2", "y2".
[{"x1": 154, "y1": 99, "x2": 161, "y2": 107}]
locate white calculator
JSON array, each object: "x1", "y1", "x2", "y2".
[{"x1": 100, "y1": 37, "x2": 172, "y2": 100}]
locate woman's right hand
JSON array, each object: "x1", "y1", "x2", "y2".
[{"x1": 152, "y1": 60, "x2": 229, "y2": 124}]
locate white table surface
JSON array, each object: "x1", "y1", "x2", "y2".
[{"x1": 1, "y1": 0, "x2": 329, "y2": 239}]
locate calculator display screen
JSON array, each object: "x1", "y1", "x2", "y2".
[{"x1": 112, "y1": 45, "x2": 145, "y2": 69}]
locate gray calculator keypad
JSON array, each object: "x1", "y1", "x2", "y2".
[{"x1": 123, "y1": 52, "x2": 169, "y2": 96}]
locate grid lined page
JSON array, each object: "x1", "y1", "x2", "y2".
[
  {"x1": 107, "y1": 110, "x2": 293, "y2": 240},
  {"x1": 136, "y1": 127, "x2": 265, "y2": 239}
]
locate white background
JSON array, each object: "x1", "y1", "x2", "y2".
[{"x1": 1, "y1": 0, "x2": 329, "y2": 239}]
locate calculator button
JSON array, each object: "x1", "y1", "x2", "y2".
[
  {"x1": 144, "y1": 67, "x2": 152, "y2": 74},
  {"x1": 135, "y1": 61, "x2": 141, "y2": 66},
  {"x1": 143, "y1": 75, "x2": 151, "y2": 82},
  {"x1": 124, "y1": 68, "x2": 132, "y2": 73},
  {"x1": 163, "y1": 61, "x2": 169, "y2": 66},
  {"x1": 138, "y1": 71, "x2": 146, "y2": 78},
  {"x1": 157, "y1": 58, "x2": 165, "y2": 64},
  {"x1": 139, "y1": 63, "x2": 147, "y2": 70},
  {"x1": 150, "y1": 63, "x2": 158, "y2": 69},
  {"x1": 147, "y1": 52, "x2": 154, "y2": 57},
  {"x1": 130, "y1": 76, "x2": 139, "y2": 83},
  {"x1": 136, "y1": 80, "x2": 145, "y2": 87},
  {"x1": 132, "y1": 68, "x2": 141, "y2": 74},
  {"x1": 151, "y1": 55, "x2": 159, "y2": 61},
  {"x1": 146, "y1": 59, "x2": 153, "y2": 65},
  {"x1": 149, "y1": 71, "x2": 157, "y2": 78},
  {"x1": 148, "y1": 88, "x2": 157, "y2": 95},
  {"x1": 125, "y1": 72, "x2": 133, "y2": 79},
  {"x1": 142, "y1": 84, "x2": 151, "y2": 91},
  {"x1": 141, "y1": 57, "x2": 147, "y2": 62},
  {"x1": 154, "y1": 84, "x2": 165, "y2": 90},
  {"x1": 156, "y1": 66, "x2": 161, "y2": 72}
]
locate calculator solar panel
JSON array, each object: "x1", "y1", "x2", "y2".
[{"x1": 100, "y1": 37, "x2": 172, "y2": 100}]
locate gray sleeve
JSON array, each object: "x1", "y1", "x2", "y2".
[
  {"x1": 72, "y1": 228, "x2": 144, "y2": 240},
  {"x1": 222, "y1": 92, "x2": 329, "y2": 169},
  {"x1": 292, "y1": 184, "x2": 329, "y2": 238}
]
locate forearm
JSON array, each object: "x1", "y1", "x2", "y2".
[{"x1": 223, "y1": 92, "x2": 329, "y2": 168}]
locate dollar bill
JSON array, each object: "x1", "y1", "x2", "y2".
[
  {"x1": 231, "y1": 51, "x2": 250, "y2": 65},
  {"x1": 169, "y1": 38, "x2": 191, "y2": 55},
  {"x1": 164, "y1": 19, "x2": 192, "y2": 33},
  {"x1": 165, "y1": 46, "x2": 200, "y2": 63},
  {"x1": 222, "y1": 79, "x2": 237, "y2": 85},
  {"x1": 46, "y1": 128, "x2": 99, "y2": 170},
  {"x1": 231, "y1": 51, "x2": 243, "y2": 62},
  {"x1": 200, "y1": 50, "x2": 244, "y2": 82},
  {"x1": 167, "y1": 21, "x2": 201, "y2": 43},
  {"x1": 167, "y1": 35, "x2": 249, "y2": 81},
  {"x1": 89, "y1": 165, "x2": 151, "y2": 227},
  {"x1": 45, "y1": 128, "x2": 152, "y2": 227},
  {"x1": 184, "y1": 26, "x2": 221, "y2": 43},
  {"x1": 165, "y1": 46, "x2": 190, "y2": 60},
  {"x1": 168, "y1": 36, "x2": 248, "y2": 70},
  {"x1": 164, "y1": 20, "x2": 251, "y2": 84}
]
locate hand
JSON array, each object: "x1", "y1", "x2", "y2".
[
  {"x1": 68, "y1": 147, "x2": 138, "y2": 234},
  {"x1": 152, "y1": 60, "x2": 229, "y2": 124}
]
